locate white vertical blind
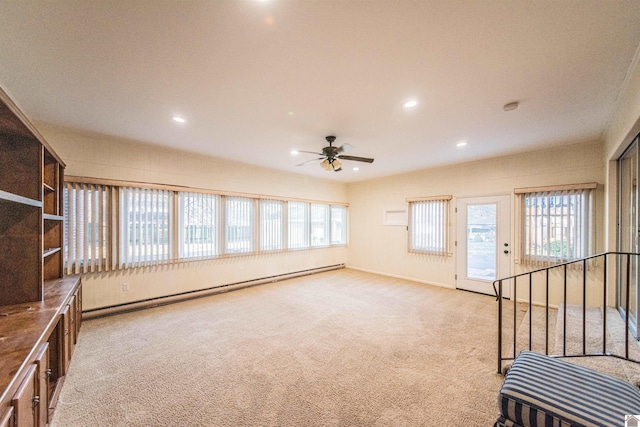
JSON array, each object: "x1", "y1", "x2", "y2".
[
  {"x1": 520, "y1": 189, "x2": 591, "y2": 266},
  {"x1": 408, "y1": 198, "x2": 450, "y2": 255},
  {"x1": 64, "y1": 178, "x2": 348, "y2": 272},
  {"x1": 64, "y1": 182, "x2": 115, "y2": 274},
  {"x1": 288, "y1": 201, "x2": 309, "y2": 249},
  {"x1": 331, "y1": 205, "x2": 347, "y2": 244},
  {"x1": 310, "y1": 203, "x2": 330, "y2": 247},
  {"x1": 224, "y1": 196, "x2": 254, "y2": 254},
  {"x1": 120, "y1": 187, "x2": 172, "y2": 268},
  {"x1": 260, "y1": 199, "x2": 284, "y2": 251},
  {"x1": 179, "y1": 192, "x2": 218, "y2": 259}
]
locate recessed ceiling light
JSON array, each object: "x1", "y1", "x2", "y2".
[
  {"x1": 403, "y1": 100, "x2": 418, "y2": 109},
  {"x1": 172, "y1": 115, "x2": 186, "y2": 123},
  {"x1": 503, "y1": 101, "x2": 519, "y2": 111},
  {"x1": 353, "y1": 167, "x2": 359, "y2": 171},
  {"x1": 290, "y1": 150, "x2": 299, "y2": 156},
  {"x1": 456, "y1": 141, "x2": 468, "y2": 147}
]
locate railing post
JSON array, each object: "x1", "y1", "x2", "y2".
[
  {"x1": 529, "y1": 273, "x2": 532, "y2": 351},
  {"x1": 626, "y1": 253, "x2": 631, "y2": 359},
  {"x1": 545, "y1": 269, "x2": 549, "y2": 355},
  {"x1": 603, "y1": 254, "x2": 607, "y2": 355},
  {"x1": 513, "y1": 277, "x2": 517, "y2": 357},
  {"x1": 497, "y1": 279, "x2": 503, "y2": 374},
  {"x1": 583, "y1": 258, "x2": 587, "y2": 355},
  {"x1": 563, "y1": 264, "x2": 567, "y2": 356}
]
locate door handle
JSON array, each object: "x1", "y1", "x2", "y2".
[{"x1": 504, "y1": 250, "x2": 510, "y2": 254}]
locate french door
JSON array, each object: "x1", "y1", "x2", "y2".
[
  {"x1": 456, "y1": 196, "x2": 511, "y2": 297},
  {"x1": 618, "y1": 137, "x2": 639, "y2": 339}
]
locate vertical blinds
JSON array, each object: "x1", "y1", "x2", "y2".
[
  {"x1": 520, "y1": 188, "x2": 591, "y2": 266},
  {"x1": 63, "y1": 178, "x2": 348, "y2": 272},
  {"x1": 310, "y1": 203, "x2": 330, "y2": 247},
  {"x1": 180, "y1": 192, "x2": 218, "y2": 259},
  {"x1": 260, "y1": 199, "x2": 284, "y2": 251},
  {"x1": 330, "y1": 205, "x2": 347, "y2": 245},
  {"x1": 64, "y1": 182, "x2": 117, "y2": 274},
  {"x1": 288, "y1": 201, "x2": 309, "y2": 249},
  {"x1": 119, "y1": 187, "x2": 173, "y2": 268},
  {"x1": 408, "y1": 197, "x2": 450, "y2": 255},
  {"x1": 225, "y1": 196, "x2": 254, "y2": 254}
]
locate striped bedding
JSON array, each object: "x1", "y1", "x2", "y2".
[{"x1": 496, "y1": 351, "x2": 640, "y2": 427}]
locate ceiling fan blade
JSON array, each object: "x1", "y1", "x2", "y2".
[
  {"x1": 297, "y1": 150, "x2": 324, "y2": 155},
  {"x1": 296, "y1": 157, "x2": 325, "y2": 166},
  {"x1": 337, "y1": 143, "x2": 353, "y2": 154},
  {"x1": 337, "y1": 155, "x2": 374, "y2": 163}
]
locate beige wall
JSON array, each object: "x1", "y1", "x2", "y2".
[
  {"x1": 346, "y1": 140, "x2": 606, "y2": 305},
  {"x1": 37, "y1": 123, "x2": 348, "y2": 311}
]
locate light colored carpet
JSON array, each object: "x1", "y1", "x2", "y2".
[
  {"x1": 514, "y1": 305, "x2": 558, "y2": 356},
  {"x1": 51, "y1": 269, "x2": 510, "y2": 427},
  {"x1": 553, "y1": 304, "x2": 640, "y2": 384}
]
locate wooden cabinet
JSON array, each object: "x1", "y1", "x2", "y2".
[
  {"x1": 0, "y1": 278, "x2": 81, "y2": 427},
  {"x1": 0, "y1": 407, "x2": 14, "y2": 427},
  {"x1": 33, "y1": 345, "x2": 49, "y2": 427},
  {"x1": 11, "y1": 365, "x2": 37, "y2": 427},
  {"x1": 0, "y1": 85, "x2": 80, "y2": 426}
]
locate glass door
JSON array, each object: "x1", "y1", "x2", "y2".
[
  {"x1": 456, "y1": 195, "x2": 511, "y2": 297},
  {"x1": 618, "y1": 138, "x2": 639, "y2": 339}
]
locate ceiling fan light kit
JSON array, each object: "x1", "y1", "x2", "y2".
[{"x1": 297, "y1": 135, "x2": 375, "y2": 172}]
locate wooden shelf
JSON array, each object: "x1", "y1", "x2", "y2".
[
  {"x1": 0, "y1": 190, "x2": 42, "y2": 207},
  {"x1": 43, "y1": 214, "x2": 64, "y2": 221},
  {"x1": 0, "y1": 83, "x2": 73, "y2": 427},
  {"x1": 43, "y1": 248, "x2": 61, "y2": 258}
]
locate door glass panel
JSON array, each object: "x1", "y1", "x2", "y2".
[
  {"x1": 618, "y1": 141, "x2": 638, "y2": 337},
  {"x1": 466, "y1": 204, "x2": 497, "y2": 281}
]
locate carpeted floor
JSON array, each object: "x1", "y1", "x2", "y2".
[{"x1": 51, "y1": 269, "x2": 514, "y2": 426}]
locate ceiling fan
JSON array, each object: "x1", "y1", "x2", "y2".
[{"x1": 296, "y1": 136, "x2": 375, "y2": 172}]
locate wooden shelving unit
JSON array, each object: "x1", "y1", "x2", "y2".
[{"x1": 0, "y1": 85, "x2": 81, "y2": 426}]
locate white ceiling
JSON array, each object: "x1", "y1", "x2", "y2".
[{"x1": 1, "y1": 1, "x2": 639, "y2": 182}]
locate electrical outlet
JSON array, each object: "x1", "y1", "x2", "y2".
[{"x1": 122, "y1": 283, "x2": 129, "y2": 292}]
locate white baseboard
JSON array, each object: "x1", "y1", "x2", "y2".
[
  {"x1": 84, "y1": 264, "x2": 345, "y2": 319},
  {"x1": 346, "y1": 265, "x2": 455, "y2": 290}
]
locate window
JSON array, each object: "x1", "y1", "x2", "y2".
[
  {"x1": 179, "y1": 192, "x2": 218, "y2": 259},
  {"x1": 408, "y1": 196, "x2": 451, "y2": 255},
  {"x1": 225, "y1": 196, "x2": 254, "y2": 254},
  {"x1": 331, "y1": 205, "x2": 347, "y2": 244},
  {"x1": 311, "y1": 203, "x2": 330, "y2": 247},
  {"x1": 64, "y1": 178, "x2": 347, "y2": 271},
  {"x1": 120, "y1": 187, "x2": 172, "y2": 267},
  {"x1": 64, "y1": 182, "x2": 115, "y2": 273},
  {"x1": 288, "y1": 201, "x2": 309, "y2": 249},
  {"x1": 518, "y1": 184, "x2": 595, "y2": 265},
  {"x1": 260, "y1": 199, "x2": 284, "y2": 251}
]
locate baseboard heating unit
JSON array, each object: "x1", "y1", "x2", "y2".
[{"x1": 83, "y1": 264, "x2": 345, "y2": 319}]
